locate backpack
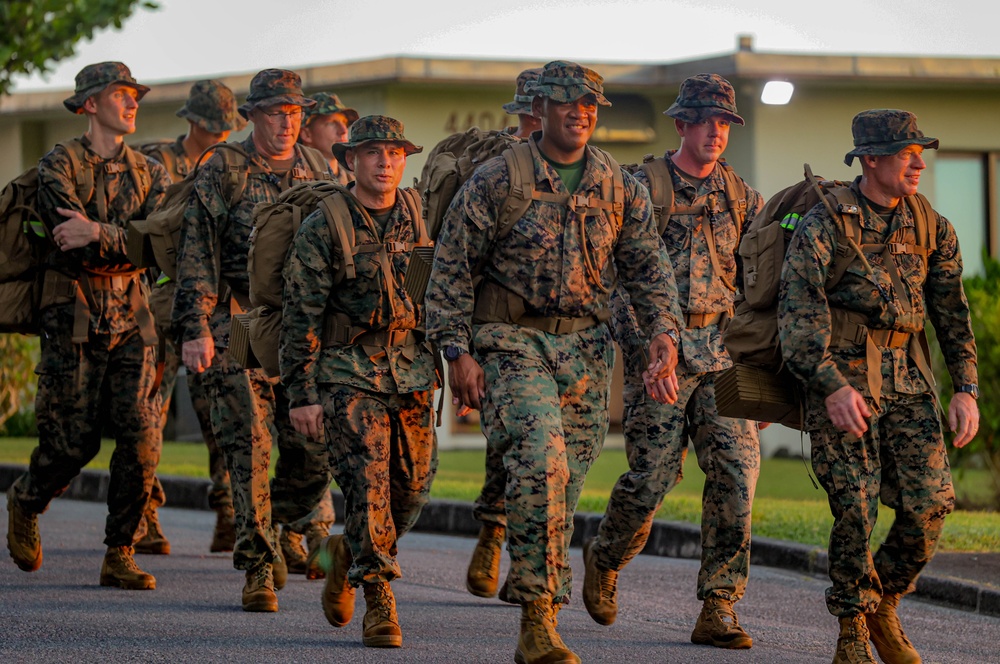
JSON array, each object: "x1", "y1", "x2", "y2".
[
  {"x1": 717, "y1": 164, "x2": 937, "y2": 428},
  {"x1": 135, "y1": 139, "x2": 189, "y2": 183},
  {"x1": 0, "y1": 139, "x2": 149, "y2": 335},
  {"x1": 627, "y1": 153, "x2": 748, "y2": 293},
  {"x1": 416, "y1": 127, "x2": 524, "y2": 240},
  {"x1": 232, "y1": 182, "x2": 427, "y2": 378}
]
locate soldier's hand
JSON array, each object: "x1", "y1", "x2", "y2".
[
  {"x1": 53, "y1": 208, "x2": 100, "y2": 251},
  {"x1": 448, "y1": 353, "x2": 485, "y2": 411},
  {"x1": 182, "y1": 337, "x2": 215, "y2": 374},
  {"x1": 949, "y1": 392, "x2": 979, "y2": 448},
  {"x1": 825, "y1": 385, "x2": 870, "y2": 438},
  {"x1": 642, "y1": 367, "x2": 679, "y2": 404},
  {"x1": 290, "y1": 404, "x2": 324, "y2": 439},
  {"x1": 647, "y1": 332, "x2": 679, "y2": 379}
]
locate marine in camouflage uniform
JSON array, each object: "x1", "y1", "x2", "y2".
[
  {"x1": 135, "y1": 79, "x2": 246, "y2": 556},
  {"x1": 583, "y1": 74, "x2": 764, "y2": 650},
  {"x1": 297, "y1": 91, "x2": 359, "y2": 186},
  {"x1": 465, "y1": 66, "x2": 544, "y2": 599},
  {"x1": 171, "y1": 69, "x2": 334, "y2": 612},
  {"x1": 425, "y1": 61, "x2": 683, "y2": 664},
  {"x1": 282, "y1": 115, "x2": 437, "y2": 648},
  {"x1": 777, "y1": 109, "x2": 979, "y2": 664},
  {"x1": 6, "y1": 62, "x2": 171, "y2": 590}
]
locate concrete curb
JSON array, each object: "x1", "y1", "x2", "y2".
[{"x1": 2, "y1": 463, "x2": 997, "y2": 617}]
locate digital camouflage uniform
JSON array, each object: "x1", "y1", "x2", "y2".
[
  {"x1": 8, "y1": 63, "x2": 171, "y2": 552},
  {"x1": 425, "y1": 75, "x2": 682, "y2": 607},
  {"x1": 172, "y1": 75, "x2": 334, "y2": 573},
  {"x1": 777, "y1": 110, "x2": 977, "y2": 619},
  {"x1": 591, "y1": 148, "x2": 764, "y2": 605},
  {"x1": 281, "y1": 116, "x2": 437, "y2": 586},
  {"x1": 301, "y1": 91, "x2": 358, "y2": 187}
]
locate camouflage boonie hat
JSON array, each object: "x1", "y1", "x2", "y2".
[
  {"x1": 238, "y1": 69, "x2": 316, "y2": 119},
  {"x1": 304, "y1": 92, "x2": 360, "y2": 125},
  {"x1": 524, "y1": 60, "x2": 611, "y2": 107},
  {"x1": 331, "y1": 115, "x2": 423, "y2": 171},
  {"x1": 176, "y1": 80, "x2": 247, "y2": 133},
  {"x1": 502, "y1": 67, "x2": 543, "y2": 115},
  {"x1": 844, "y1": 109, "x2": 939, "y2": 166},
  {"x1": 665, "y1": 74, "x2": 744, "y2": 126},
  {"x1": 63, "y1": 62, "x2": 150, "y2": 114}
]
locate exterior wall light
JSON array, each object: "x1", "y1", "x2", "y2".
[{"x1": 761, "y1": 81, "x2": 794, "y2": 105}]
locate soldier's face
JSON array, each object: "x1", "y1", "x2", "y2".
[
  {"x1": 299, "y1": 113, "x2": 350, "y2": 159},
  {"x1": 348, "y1": 142, "x2": 407, "y2": 199},
  {"x1": 866, "y1": 146, "x2": 926, "y2": 203},
  {"x1": 535, "y1": 94, "x2": 598, "y2": 160},
  {"x1": 85, "y1": 84, "x2": 140, "y2": 136},
  {"x1": 676, "y1": 116, "x2": 730, "y2": 167},
  {"x1": 251, "y1": 104, "x2": 304, "y2": 158}
]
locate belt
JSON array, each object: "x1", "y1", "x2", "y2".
[
  {"x1": 516, "y1": 314, "x2": 603, "y2": 335},
  {"x1": 869, "y1": 328, "x2": 911, "y2": 349},
  {"x1": 684, "y1": 311, "x2": 729, "y2": 329}
]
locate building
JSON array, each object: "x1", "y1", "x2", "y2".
[{"x1": 4, "y1": 36, "x2": 998, "y2": 452}]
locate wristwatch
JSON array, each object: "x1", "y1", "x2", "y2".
[
  {"x1": 957, "y1": 384, "x2": 980, "y2": 400},
  {"x1": 665, "y1": 329, "x2": 680, "y2": 346},
  {"x1": 443, "y1": 345, "x2": 468, "y2": 362}
]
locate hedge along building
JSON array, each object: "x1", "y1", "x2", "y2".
[{"x1": 3, "y1": 36, "x2": 1000, "y2": 452}]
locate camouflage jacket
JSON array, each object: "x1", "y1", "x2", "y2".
[
  {"x1": 137, "y1": 136, "x2": 194, "y2": 184},
  {"x1": 330, "y1": 159, "x2": 353, "y2": 187},
  {"x1": 38, "y1": 136, "x2": 170, "y2": 335},
  {"x1": 172, "y1": 134, "x2": 332, "y2": 347},
  {"x1": 425, "y1": 137, "x2": 682, "y2": 352},
  {"x1": 778, "y1": 177, "x2": 977, "y2": 421},
  {"x1": 613, "y1": 151, "x2": 763, "y2": 374},
  {"x1": 280, "y1": 190, "x2": 437, "y2": 405}
]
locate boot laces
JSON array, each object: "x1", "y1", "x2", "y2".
[
  {"x1": 368, "y1": 584, "x2": 395, "y2": 621},
  {"x1": 878, "y1": 599, "x2": 914, "y2": 649},
  {"x1": 600, "y1": 567, "x2": 618, "y2": 602},
  {"x1": 115, "y1": 547, "x2": 142, "y2": 573}
]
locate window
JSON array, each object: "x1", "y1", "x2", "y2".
[{"x1": 934, "y1": 153, "x2": 993, "y2": 276}]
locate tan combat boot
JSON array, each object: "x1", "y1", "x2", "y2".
[
  {"x1": 320, "y1": 534, "x2": 356, "y2": 627},
  {"x1": 279, "y1": 527, "x2": 308, "y2": 575},
  {"x1": 833, "y1": 613, "x2": 877, "y2": 664},
  {"x1": 303, "y1": 524, "x2": 330, "y2": 580},
  {"x1": 690, "y1": 596, "x2": 753, "y2": 649},
  {"x1": 866, "y1": 593, "x2": 922, "y2": 664},
  {"x1": 6, "y1": 486, "x2": 42, "y2": 572},
  {"x1": 134, "y1": 508, "x2": 171, "y2": 555},
  {"x1": 466, "y1": 523, "x2": 505, "y2": 597},
  {"x1": 362, "y1": 581, "x2": 402, "y2": 648},
  {"x1": 209, "y1": 504, "x2": 236, "y2": 553},
  {"x1": 515, "y1": 596, "x2": 580, "y2": 664},
  {"x1": 100, "y1": 546, "x2": 156, "y2": 590},
  {"x1": 242, "y1": 561, "x2": 278, "y2": 612},
  {"x1": 272, "y1": 550, "x2": 287, "y2": 591},
  {"x1": 582, "y1": 537, "x2": 618, "y2": 626}
]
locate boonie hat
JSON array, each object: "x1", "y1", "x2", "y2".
[
  {"x1": 844, "y1": 109, "x2": 939, "y2": 166},
  {"x1": 63, "y1": 62, "x2": 150, "y2": 114},
  {"x1": 331, "y1": 115, "x2": 423, "y2": 171},
  {"x1": 176, "y1": 79, "x2": 247, "y2": 133},
  {"x1": 238, "y1": 69, "x2": 315, "y2": 119},
  {"x1": 502, "y1": 67, "x2": 543, "y2": 115},
  {"x1": 665, "y1": 73, "x2": 745, "y2": 126},
  {"x1": 304, "y1": 92, "x2": 360, "y2": 125},
  {"x1": 524, "y1": 60, "x2": 611, "y2": 107}
]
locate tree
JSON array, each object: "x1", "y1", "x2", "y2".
[
  {"x1": 0, "y1": 0, "x2": 159, "y2": 97},
  {"x1": 0, "y1": 334, "x2": 39, "y2": 432}
]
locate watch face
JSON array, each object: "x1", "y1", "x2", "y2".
[{"x1": 444, "y1": 346, "x2": 463, "y2": 361}]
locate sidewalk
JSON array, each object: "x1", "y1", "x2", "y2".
[{"x1": 2, "y1": 463, "x2": 997, "y2": 617}]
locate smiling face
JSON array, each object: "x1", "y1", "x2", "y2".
[
  {"x1": 861, "y1": 146, "x2": 927, "y2": 206},
  {"x1": 84, "y1": 84, "x2": 140, "y2": 136},
  {"x1": 347, "y1": 141, "x2": 407, "y2": 203},
  {"x1": 533, "y1": 94, "x2": 598, "y2": 163},
  {"x1": 250, "y1": 103, "x2": 304, "y2": 160}
]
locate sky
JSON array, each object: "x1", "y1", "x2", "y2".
[{"x1": 13, "y1": 0, "x2": 1000, "y2": 93}]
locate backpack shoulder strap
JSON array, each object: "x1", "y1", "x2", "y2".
[
  {"x1": 398, "y1": 187, "x2": 429, "y2": 246},
  {"x1": 638, "y1": 154, "x2": 674, "y2": 234},
  {"x1": 590, "y1": 146, "x2": 625, "y2": 233},
  {"x1": 497, "y1": 142, "x2": 536, "y2": 240},
  {"x1": 214, "y1": 143, "x2": 251, "y2": 207},
  {"x1": 296, "y1": 144, "x2": 333, "y2": 182},
  {"x1": 54, "y1": 139, "x2": 95, "y2": 206},
  {"x1": 121, "y1": 145, "x2": 151, "y2": 201},
  {"x1": 718, "y1": 159, "x2": 748, "y2": 241},
  {"x1": 905, "y1": 192, "x2": 937, "y2": 257},
  {"x1": 318, "y1": 192, "x2": 359, "y2": 283}
]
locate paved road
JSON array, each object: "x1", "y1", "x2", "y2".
[{"x1": 2, "y1": 497, "x2": 998, "y2": 663}]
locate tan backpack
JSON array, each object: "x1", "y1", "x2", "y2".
[
  {"x1": 717, "y1": 164, "x2": 937, "y2": 429},
  {"x1": 231, "y1": 182, "x2": 427, "y2": 378}
]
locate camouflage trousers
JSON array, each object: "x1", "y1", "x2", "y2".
[
  {"x1": 10, "y1": 304, "x2": 161, "y2": 547},
  {"x1": 321, "y1": 384, "x2": 437, "y2": 587},
  {"x1": 809, "y1": 391, "x2": 954, "y2": 617},
  {"x1": 198, "y1": 351, "x2": 329, "y2": 570},
  {"x1": 476, "y1": 322, "x2": 614, "y2": 604},
  {"x1": 472, "y1": 425, "x2": 507, "y2": 528},
  {"x1": 147, "y1": 340, "x2": 231, "y2": 513},
  {"x1": 592, "y1": 345, "x2": 760, "y2": 602}
]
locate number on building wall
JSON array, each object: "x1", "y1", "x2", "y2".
[{"x1": 444, "y1": 111, "x2": 507, "y2": 133}]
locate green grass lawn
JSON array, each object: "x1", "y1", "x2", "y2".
[{"x1": 2, "y1": 437, "x2": 997, "y2": 552}]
